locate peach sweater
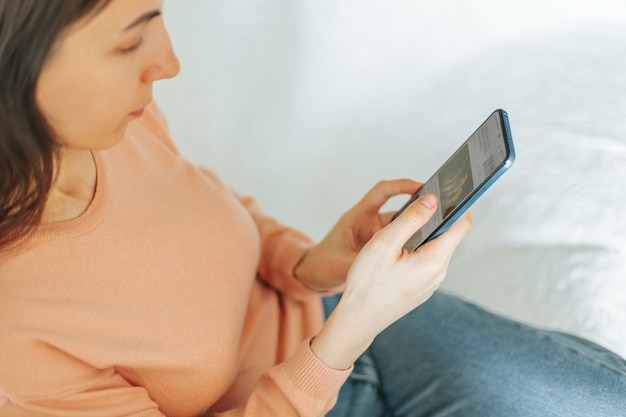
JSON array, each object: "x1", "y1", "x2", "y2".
[{"x1": 0, "y1": 104, "x2": 350, "y2": 416}]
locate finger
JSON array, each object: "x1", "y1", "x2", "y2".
[
  {"x1": 379, "y1": 211, "x2": 396, "y2": 226},
  {"x1": 357, "y1": 179, "x2": 422, "y2": 214},
  {"x1": 375, "y1": 193, "x2": 438, "y2": 248},
  {"x1": 438, "y1": 211, "x2": 472, "y2": 246},
  {"x1": 418, "y1": 211, "x2": 472, "y2": 256}
]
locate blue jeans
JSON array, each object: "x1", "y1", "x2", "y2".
[{"x1": 323, "y1": 292, "x2": 626, "y2": 417}]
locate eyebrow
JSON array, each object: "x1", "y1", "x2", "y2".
[{"x1": 123, "y1": 10, "x2": 162, "y2": 31}]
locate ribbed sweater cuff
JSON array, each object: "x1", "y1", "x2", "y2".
[{"x1": 272, "y1": 338, "x2": 352, "y2": 402}]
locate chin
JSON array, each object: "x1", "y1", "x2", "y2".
[{"x1": 91, "y1": 126, "x2": 129, "y2": 151}]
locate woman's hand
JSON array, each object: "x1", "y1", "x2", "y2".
[
  {"x1": 294, "y1": 179, "x2": 422, "y2": 291},
  {"x1": 311, "y1": 193, "x2": 472, "y2": 370}
]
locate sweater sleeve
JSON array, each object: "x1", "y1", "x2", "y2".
[
  {"x1": 197, "y1": 166, "x2": 343, "y2": 301},
  {"x1": 235, "y1": 192, "x2": 328, "y2": 301},
  {"x1": 211, "y1": 339, "x2": 351, "y2": 417}
]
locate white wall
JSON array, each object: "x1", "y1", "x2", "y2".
[{"x1": 155, "y1": 0, "x2": 626, "y2": 237}]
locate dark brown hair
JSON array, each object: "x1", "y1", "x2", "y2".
[{"x1": 0, "y1": 0, "x2": 111, "y2": 251}]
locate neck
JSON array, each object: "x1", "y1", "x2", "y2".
[{"x1": 42, "y1": 148, "x2": 97, "y2": 224}]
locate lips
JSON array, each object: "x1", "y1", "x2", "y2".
[
  {"x1": 129, "y1": 99, "x2": 152, "y2": 118},
  {"x1": 129, "y1": 108, "x2": 145, "y2": 118}
]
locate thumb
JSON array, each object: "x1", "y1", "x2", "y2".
[{"x1": 378, "y1": 193, "x2": 438, "y2": 248}]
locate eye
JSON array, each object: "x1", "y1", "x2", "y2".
[{"x1": 120, "y1": 38, "x2": 143, "y2": 54}]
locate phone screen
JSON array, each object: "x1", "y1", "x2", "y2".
[{"x1": 395, "y1": 110, "x2": 514, "y2": 251}]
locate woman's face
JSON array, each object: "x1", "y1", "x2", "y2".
[{"x1": 36, "y1": 0, "x2": 180, "y2": 150}]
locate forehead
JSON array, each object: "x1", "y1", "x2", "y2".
[
  {"x1": 61, "y1": 0, "x2": 162, "y2": 38},
  {"x1": 41, "y1": 0, "x2": 162, "y2": 69}
]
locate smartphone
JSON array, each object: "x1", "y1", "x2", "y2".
[{"x1": 392, "y1": 109, "x2": 515, "y2": 251}]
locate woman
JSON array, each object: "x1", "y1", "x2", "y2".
[{"x1": 0, "y1": 1, "x2": 624, "y2": 416}]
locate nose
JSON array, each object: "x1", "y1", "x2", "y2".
[{"x1": 141, "y1": 25, "x2": 181, "y2": 83}]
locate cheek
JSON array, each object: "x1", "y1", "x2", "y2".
[{"x1": 37, "y1": 64, "x2": 137, "y2": 150}]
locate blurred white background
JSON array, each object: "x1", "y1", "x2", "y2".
[{"x1": 155, "y1": 0, "x2": 626, "y2": 357}]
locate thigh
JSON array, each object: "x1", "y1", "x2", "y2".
[{"x1": 368, "y1": 291, "x2": 626, "y2": 417}]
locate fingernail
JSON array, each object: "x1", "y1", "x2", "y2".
[{"x1": 419, "y1": 194, "x2": 436, "y2": 209}]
